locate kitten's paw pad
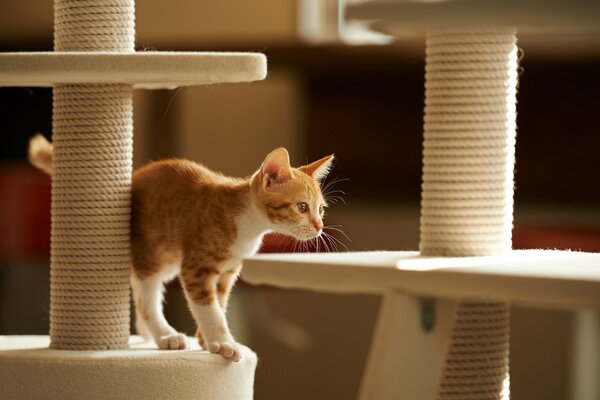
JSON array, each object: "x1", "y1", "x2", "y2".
[
  {"x1": 209, "y1": 341, "x2": 243, "y2": 362},
  {"x1": 158, "y1": 333, "x2": 188, "y2": 350}
]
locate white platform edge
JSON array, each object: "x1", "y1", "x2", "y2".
[
  {"x1": 0, "y1": 335, "x2": 256, "y2": 362},
  {"x1": 345, "y1": 0, "x2": 600, "y2": 34},
  {"x1": 242, "y1": 250, "x2": 600, "y2": 308},
  {"x1": 0, "y1": 335, "x2": 258, "y2": 400},
  {"x1": 0, "y1": 51, "x2": 267, "y2": 89}
]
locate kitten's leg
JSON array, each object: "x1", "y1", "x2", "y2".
[
  {"x1": 217, "y1": 266, "x2": 241, "y2": 312},
  {"x1": 181, "y1": 264, "x2": 242, "y2": 362},
  {"x1": 131, "y1": 281, "x2": 152, "y2": 340},
  {"x1": 195, "y1": 328, "x2": 207, "y2": 349},
  {"x1": 131, "y1": 273, "x2": 188, "y2": 350}
]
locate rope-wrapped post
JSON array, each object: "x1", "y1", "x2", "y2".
[
  {"x1": 50, "y1": 0, "x2": 135, "y2": 350},
  {"x1": 419, "y1": 27, "x2": 518, "y2": 398}
]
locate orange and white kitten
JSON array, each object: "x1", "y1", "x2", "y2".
[{"x1": 29, "y1": 134, "x2": 334, "y2": 362}]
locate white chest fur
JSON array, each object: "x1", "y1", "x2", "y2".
[{"x1": 229, "y1": 204, "x2": 270, "y2": 261}]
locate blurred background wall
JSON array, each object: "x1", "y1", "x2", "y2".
[{"x1": 1, "y1": 1, "x2": 599, "y2": 399}]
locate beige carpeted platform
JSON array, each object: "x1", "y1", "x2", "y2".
[{"x1": 0, "y1": 335, "x2": 257, "y2": 400}]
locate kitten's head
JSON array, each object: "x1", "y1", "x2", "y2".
[{"x1": 252, "y1": 147, "x2": 334, "y2": 241}]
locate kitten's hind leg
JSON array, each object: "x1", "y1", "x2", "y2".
[
  {"x1": 131, "y1": 274, "x2": 152, "y2": 340},
  {"x1": 134, "y1": 307, "x2": 152, "y2": 340},
  {"x1": 131, "y1": 273, "x2": 188, "y2": 350}
]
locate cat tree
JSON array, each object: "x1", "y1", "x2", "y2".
[
  {"x1": 242, "y1": 1, "x2": 600, "y2": 399},
  {"x1": 0, "y1": 0, "x2": 265, "y2": 398}
]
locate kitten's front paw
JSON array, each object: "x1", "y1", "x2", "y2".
[
  {"x1": 158, "y1": 333, "x2": 188, "y2": 350},
  {"x1": 209, "y1": 341, "x2": 243, "y2": 362}
]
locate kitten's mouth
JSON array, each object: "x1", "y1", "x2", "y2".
[
  {"x1": 297, "y1": 232, "x2": 321, "y2": 242},
  {"x1": 283, "y1": 226, "x2": 320, "y2": 242}
]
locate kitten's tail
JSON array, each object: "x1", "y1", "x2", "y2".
[{"x1": 28, "y1": 133, "x2": 54, "y2": 175}]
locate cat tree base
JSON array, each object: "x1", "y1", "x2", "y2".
[{"x1": 0, "y1": 335, "x2": 257, "y2": 400}]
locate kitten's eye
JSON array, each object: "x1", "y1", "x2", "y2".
[
  {"x1": 319, "y1": 205, "x2": 325, "y2": 214},
  {"x1": 297, "y1": 202, "x2": 309, "y2": 213}
]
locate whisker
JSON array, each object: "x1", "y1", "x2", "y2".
[
  {"x1": 320, "y1": 235, "x2": 332, "y2": 253},
  {"x1": 289, "y1": 229, "x2": 301, "y2": 253},
  {"x1": 321, "y1": 232, "x2": 335, "y2": 252},
  {"x1": 324, "y1": 231, "x2": 349, "y2": 252},
  {"x1": 325, "y1": 195, "x2": 347, "y2": 206},
  {"x1": 321, "y1": 177, "x2": 350, "y2": 193},
  {"x1": 323, "y1": 232, "x2": 339, "y2": 252},
  {"x1": 322, "y1": 178, "x2": 349, "y2": 204},
  {"x1": 294, "y1": 234, "x2": 304, "y2": 252},
  {"x1": 328, "y1": 235, "x2": 341, "y2": 253},
  {"x1": 324, "y1": 196, "x2": 345, "y2": 204},
  {"x1": 323, "y1": 226, "x2": 352, "y2": 242},
  {"x1": 323, "y1": 189, "x2": 346, "y2": 196},
  {"x1": 331, "y1": 235, "x2": 349, "y2": 252},
  {"x1": 282, "y1": 235, "x2": 295, "y2": 253}
]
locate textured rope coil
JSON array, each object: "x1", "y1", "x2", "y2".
[
  {"x1": 418, "y1": 27, "x2": 518, "y2": 400},
  {"x1": 50, "y1": 0, "x2": 134, "y2": 350},
  {"x1": 420, "y1": 27, "x2": 518, "y2": 257},
  {"x1": 54, "y1": 0, "x2": 135, "y2": 52},
  {"x1": 436, "y1": 302, "x2": 511, "y2": 400},
  {"x1": 50, "y1": 84, "x2": 133, "y2": 350}
]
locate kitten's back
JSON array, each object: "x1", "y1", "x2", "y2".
[
  {"x1": 130, "y1": 159, "x2": 249, "y2": 258},
  {"x1": 133, "y1": 159, "x2": 230, "y2": 188}
]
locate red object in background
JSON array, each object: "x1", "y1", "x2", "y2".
[
  {"x1": 514, "y1": 227, "x2": 600, "y2": 252},
  {"x1": 0, "y1": 164, "x2": 51, "y2": 260},
  {"x1": 260, "y1": 233, "x2": 319, "y2": 254},
  {"x1": 0, "y1": 163, "x2": 316, "y2": 260},
  {"x1": 262, "y1": 225, "x2": 600, "y2": 254}
]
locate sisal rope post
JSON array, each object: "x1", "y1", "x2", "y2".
[
  {"x1": 50, "y1": 0, "x2": 135, "y2": 350},
  {"x1": 419, "y1": 27, "x2": 518, "y2": 398}
]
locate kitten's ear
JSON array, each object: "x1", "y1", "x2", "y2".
[
  {"x1": 261, "y1": 147, "x2": 293, "y2": 188},
  {"x1": 299, "y1": 154, "x2": 335, "y2": 182}
]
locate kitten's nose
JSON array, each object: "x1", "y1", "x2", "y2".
[{"x1": 313, "y1": 221, "x2": 323, "y2": 233}]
